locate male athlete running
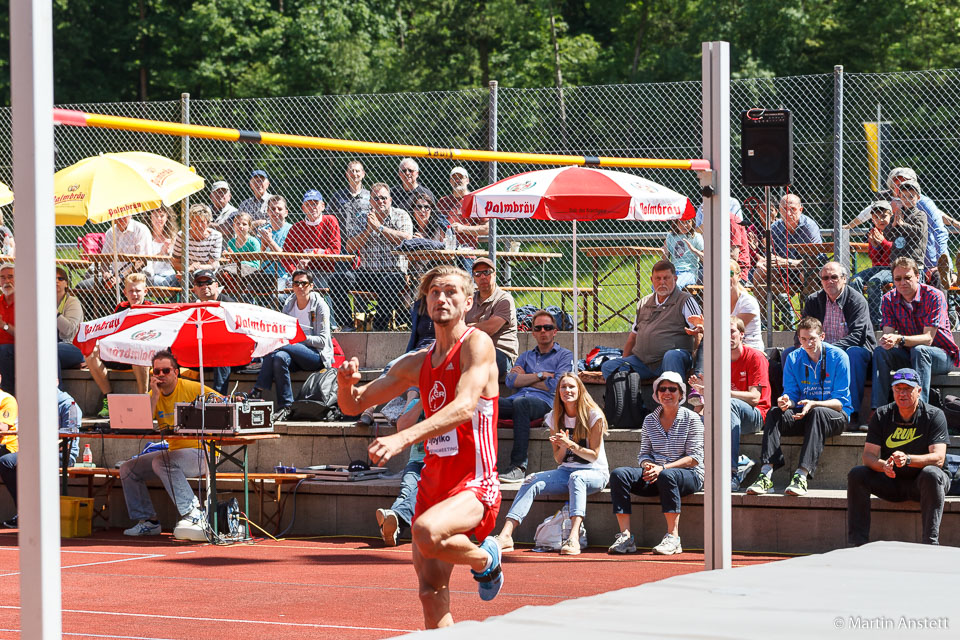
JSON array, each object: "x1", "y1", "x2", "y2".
[{"x1": 337, "y1": 265, "x2": 502, "y2": 629}]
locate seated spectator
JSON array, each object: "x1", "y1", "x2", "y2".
[
  {"x1": 58, "y1": 387, "x2": 81, "y2": 469},
  {"x1": 120, "y1": 350, "x2": 219, "y2": 540},
  {"x1": 689, "y1": 316, "x2": 770, "y2": 491},
  {"x1": 0, "y1": 377, "x2": 17, "y2": 528},
  {"x1": 872, "y1": 257, "x2": 959, "y2": 410},
  {"x1": 498, "y1": 310, "x2": 573, "y2": 484},
  {"x1": 374, "y1": 398, "x2": 426, "y2": 546},
  {"x1": 331, "y1": 183, "x2": 412, "y2": 332},
  {"x1": 495, "y1": 372, "x2": 609, "y2": 556},
  {"x1": 746, "y1": 316, "x2": 852, "y2": 497},
  {"x1": 187, "y1": 269, "x2": 236, "y2": 394},
  {"x1": 464, "y1": 257, "x2": 519, "y2": 377},
  {"x1": 848, "y1": 201, "x2": 892, "y2": 326},
  {"x1": 282, "y1": 190, "x2": 341, "y2": 321},
  {"x1": 730, "y1": 260, "x2": 763, "y2": 350},
  {"x1": 221, "y1": 212, "x2": 261, "y2": 298},
  {"x1": 795, "y1": 261, "x2": 876, "y2": 430},
  {"x1": 884, "y1": 180, "x2": 927, "y2": 277},
  {"x1": 437, "y1": 167, "x2": 487, "y2": 259},
  {"x1": 249, "y1": 270, "x2": 333, "y2": 422},
  {"x1": 77, "y1": 213, "x2": 152, "y2": 292},
  {"x1": 253, "y1": 195, "x2": 294, "y2": 301},
  {"x1": 237, "y1": 169, "x2": 273, "y2": 226},
  {"x1": 56, "y1": 266, "x2": 84, "y2": 380},
  {"x1": 410, "y1": 193, "x2": 446, "y2": 243},
  {"x1": 0, "y1": 264, "x2": 13, "y2": 394},
  {"x1": 85, "y1": 273, "x2": 152, "y2": 416},
  {"x1": 607, "y1": 371, "x2": 703, "y2": 555},
  {"x1": 390, "y1": 158, "x2": 435, "y2": 216},
  {"x1": 847, "y1": 368, "x2": 951, "y2": 546},
  {"x1": 662, "y1": 217, "x2": 703, "y2": 289},
  {"x1": 600, "y1": 260, "x2": 701, "y2": 382},
  {"x1": 209, "y1": 180, "x2": 239, "y2": 242},
  {"x1": 148, "y1": 206, "x2": 179, "y2": 288},
  {"x1": 171, "y1": 203, "x2": 223, "y2": 278}
]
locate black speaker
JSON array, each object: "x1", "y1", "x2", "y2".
[{"x1": 740, "y1": 109, "x2": 793, "y2": 186}]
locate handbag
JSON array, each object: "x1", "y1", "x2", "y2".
[{"x1": 532, "y1": 502, "x2": 588, "y2": 552}]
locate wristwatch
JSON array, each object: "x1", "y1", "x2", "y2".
[
  {"x1": 537, "y1": 371, "x2": 545, "y2": 381},
  {"x1": 905, "y1": 455, "x2": 912, "y2": 467},
  {"x1": 898, "y1": 335, "x2": 906, "y2": 348}
]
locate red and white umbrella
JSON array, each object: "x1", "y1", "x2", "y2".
[
  {"x1": 75, "y1": 301, "x2": 306, "y2": 369},
  {"x1": 464, "y1": 166, "x2": 696, "y2": 363}
]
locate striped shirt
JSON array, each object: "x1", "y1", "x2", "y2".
[
  {"x1": 172, "y1": 229, "x2": 224, "y2": 268},
  {"x1": 638, "y1": 406, "x2": 704, "y2": 481},
  {"x1": 880, "y1": 282, "x2": 960, "y2": 366},
  {"x1": 357, "y1": 207, "x2": 413, "y2": 272}
]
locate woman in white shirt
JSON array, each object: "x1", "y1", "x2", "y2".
[
  {"x1": 731, "y1": 259, "x2": 763, "y2": 350},
  {"x1": 494, "y1": 372, "x2": 609, "y2": 556}
]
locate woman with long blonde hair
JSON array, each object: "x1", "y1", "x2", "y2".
[{"x1": 494, "y1": 371, "x2": 609, "y2": 556}]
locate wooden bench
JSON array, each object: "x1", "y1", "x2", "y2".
[
  {"x1": 501, "y1": 286, "x2": 600, "y2": 331},
  {"x1": 65, "y1": 467, "x2": 311, "y2": 535}
]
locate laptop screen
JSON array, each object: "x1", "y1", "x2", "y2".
[{"x1": 107, "y1": 394, "x2": 155, "y2": 431}]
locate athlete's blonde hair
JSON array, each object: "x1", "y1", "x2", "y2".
[{"x1": 418, "y1": 264, "x2": 475, "y2": 300}]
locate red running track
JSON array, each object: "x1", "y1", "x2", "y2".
[{"x1": 0, "y1": 530, "x2": 784, "y2": 639}]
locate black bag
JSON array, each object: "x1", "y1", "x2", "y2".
[
  {"x1": 288, "y1": 368, "x2": 346, "y2": 422},
  {"x1": 940, "y1": 394, "x2": 960, "y2": 435},
  {"x1": 945, "y1": 453, "x2": 960, "y2": 496},
  {"x1": 516, "y1": 304, "x2": 538, "y2": 331},
  {"x1": 603, "y1": 370, "x2": 647, "y2": 429},
  {"x1": 765, "y1": 347, "x2": 784, "y2": 401}
]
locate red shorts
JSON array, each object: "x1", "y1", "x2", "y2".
[{"x1": 413, "y1": 483, "x2": 501, "y2": 542}]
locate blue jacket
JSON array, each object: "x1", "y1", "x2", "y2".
[
  {"x1": 918, "y1": 195, "x2": 952, "y2": 270},
  {"x1": 783, "y1": 342, "x2": 853, "y2": 418}
]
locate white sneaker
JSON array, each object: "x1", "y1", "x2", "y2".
[
  {"x1": 376, "y1": 508, "x2": 399, "y2": 546},
  {"x1": 173, "y1": 508, "x2": 206, "y2": 542},
  {"x1": 123, "y1": 520, "x2": 161, "y2": 536},
  {"x1": 652, "y1": 533, "x2": 682, "y2": 555}
]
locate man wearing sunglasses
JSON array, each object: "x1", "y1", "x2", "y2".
[
  {"x1": 188, "y1": 270, "x2": 239, "y2": 394},
  {"x1": 848, "y1": 367, "x2": 950, "y2": 546},
  {"x1": 465, "y1": 257, "x2": 518, "y2": 377},
  {"x1": 390, "y1": 158, "x2": 435, "y2": 216},
  {"x1": 793, "y1": 261, "x2": 876, "y2": 431},
  {"x1": 120, "y1": 349, "x2": 220, "y2": 541},
  {"x1": 498, "y1": 310, "x2": 573, "y2": 483}
]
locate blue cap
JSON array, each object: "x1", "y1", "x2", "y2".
[
  {"x1": 302, "y1": 189, "x2": 324, "y2": 203},
  {"x1": 250, "y1": 169, "x2": 269, "y2": 180},
  {"x1": 891, "y1": 368, "x2": 921, "y2": 389}
]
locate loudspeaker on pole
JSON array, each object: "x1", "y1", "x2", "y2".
[{"x1": 741, "y1": 109, "x2": 793, "y2": 187}]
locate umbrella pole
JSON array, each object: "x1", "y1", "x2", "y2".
[
  {"x1": 112, "y1": 219, "x2": 120, "y2": 307},
  {"x1": 572, "y1": 220, "x2": 579, "y2": 368}
]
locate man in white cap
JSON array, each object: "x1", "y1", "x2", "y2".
[
  {"x1": 438, "y1": 167, "x2": 487, "y2": 250},
  {"x1": 210, "y1": 180, "x2": 239, "y2": 242}
]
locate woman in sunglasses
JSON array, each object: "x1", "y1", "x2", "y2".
[
  {"x1": 56, "y1": 266, "x2": 85, "y2": 377},
  {"x1": 606, "y1": 371, "x2": 704, "y2": 556},
  {"x1": 250, "y1": 269, "x2": 333, "y2": 422},
  {"x1": 494, "y1": 372, "x2": 609, "y2": 556}
]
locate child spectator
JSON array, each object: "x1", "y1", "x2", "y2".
[
  {"x1": 662, "y1": 218, "x2": 703, "y2": 289},
  {"x1": 849, "y1": 201, "x2": 892, "y2": 324}
]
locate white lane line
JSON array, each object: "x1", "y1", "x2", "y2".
[
  {"x1": 0, "y1": 553, "x2": 162, "y2": 578},
  {"x1": 0, "y1": 628, "x2": 177, "y2": 640},
  {"x1": 0, "y1": 607, "x2": 414, "y2": 634}
]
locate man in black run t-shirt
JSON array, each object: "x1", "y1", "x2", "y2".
[{"x1": 847, "y1": 367, "x2": 950, "y2": 545}]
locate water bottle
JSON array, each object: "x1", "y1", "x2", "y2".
[
  {"x1": 444, "y1": 225, "x2": 457, "y2": 250},
  {"x1": 82, "y1": 444, "x2": 93, "y2": 464}
]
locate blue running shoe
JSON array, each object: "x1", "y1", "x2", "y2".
[{"x1": 471, "y1": 536, "x2": 504, "y2": 601}]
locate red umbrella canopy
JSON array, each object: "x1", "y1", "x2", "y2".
[
  {"x1": 74, "y1": 301, "x2": 306, "y2": 368},
  {"x1": 462, "y1": 166, "x2": 696, "y2": 222}
]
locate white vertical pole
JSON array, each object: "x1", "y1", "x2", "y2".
[
  {"x1": 571, "y1": 219, "x2": 578, "y2": 365},
  {"x1": 701, "y1": 41, "x2": 732, "y2": 571},
  {"x1": 10, "y1": 0, "x2": 62, "y2": 637}
]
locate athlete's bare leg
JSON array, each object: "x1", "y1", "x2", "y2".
[
  {"x1": 412, "y1": 491, "x2": 489, "y2": 571},
  {"x1": 412, "y1": 543, "x2": 455, "y2": 628}
]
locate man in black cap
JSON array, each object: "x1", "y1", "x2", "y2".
[
  {"x1": 189, "y1": 269, "x2": 238, "y2": 393},
  {"x1": 238, "y1": 169, "x2": 273, "y2": 226},
  {"x1": 847, "y1": 367, "x2": 951, "y2": 546},
  {"x1": 465, "y1": 257, "x2": 518, "y2": 377}
]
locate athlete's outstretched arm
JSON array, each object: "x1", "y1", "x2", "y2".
[
  {"x1": 368, "y1": 331, "x2": 496, "y2": 465},
  {"x1": 337, "y1": 353, "x2": 423, "y2": 416}
]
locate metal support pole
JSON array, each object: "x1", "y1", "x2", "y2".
[
  {"x1": 181, "y1": 92, "x2": 191, "y2": 296},
  {"x1": 488, "y1": 80, "x2": 498, "y2": 263},
  {"x1": 11, "y1": 0, "x2": 62, "y2": 635},
  {"x1": 701, "y1": 41, "x2": 732, "y2": 571},
  {"x1": 765, "y1": 186, "x2": 774, "y2": 344},
  {"x1": 833, "y1": 66, "x2": 849, "y2": 270}
]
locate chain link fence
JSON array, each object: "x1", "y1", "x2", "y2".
[{"x1": 0, "y1": 68, "x2": 958, "y2": 332}]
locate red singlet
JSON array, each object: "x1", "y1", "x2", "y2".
[{"x1": 414, "y1": 327, "x2": 500, "y2": 539}]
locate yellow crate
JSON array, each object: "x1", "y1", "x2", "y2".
[{"x1": 60, "y1": 496, "x2": 93, "y2": 538}]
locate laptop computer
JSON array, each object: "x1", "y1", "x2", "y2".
[{"x1": 107, "y1": 394, "x2": 158, "y2": 435}]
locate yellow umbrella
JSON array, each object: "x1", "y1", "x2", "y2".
[
  {"x1": 53, "y1": 151, "x2": 204, "y2": 225},
  {"x1": 0, "y1": 182, "x2": 12, "y2": 207}
]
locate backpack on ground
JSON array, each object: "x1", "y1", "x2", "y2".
[
  {"x1": 516, "y1": 304, "x2": 538, "y2": 331},
  {"x1": 532, "y1": 503, "x2": 588, "y2": 552},
  {"x1": 603, "y1": 370, "x2": 647, "y2": 429},
  {"x1": 288, "y1": 368, "x2": 346, "y2": 422},
  {"x1": 945, "y1": 453, "x2": 960, "y2": 496}
]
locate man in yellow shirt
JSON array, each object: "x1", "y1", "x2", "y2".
[
  {"x1": 119, "y1": 350, "x2": 219, "y2": 541},
  {"x1": 0, "y1": 382, "x2": 18, "y2": 528}
]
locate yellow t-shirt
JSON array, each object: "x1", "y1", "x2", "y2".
[
  {"x1": 0, "y1": 391, "x2": 18, "y2": 453},
  {"x1": 151, "y1": 378, "x2": 219, "y2": 450}
]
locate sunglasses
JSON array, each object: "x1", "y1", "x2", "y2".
[
  {"x1": 473, "y1": 269, "x2": 494, "y2": 277},
  {"x1": 532, "y1": 324, "x2": 556, "y2": 332},
  {"x1": 292, "y1": 280, "x2": 311, "y2": 287},
  {"x1": 152, "y1": 367, "x2": 174, "y2": 375},
  {"x1": 194, "y1": 279, "x2": 215, "y2": 286},
  {"x1": 892, "y1": 372, "x2": 919, "y2": 383},
  {"x1": 820, "y1": 274, "x2": 841, "y2": 281},
  {"x1": 371, "y1": 195, "x2": 389, "y2": 201},
  {"x1": 658, "y1": 385, "x2": 680, "y2": 393}
]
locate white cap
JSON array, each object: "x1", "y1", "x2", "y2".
[
  {"x1": 450, "y1": 167, "x2": 468, "y2": 177},
  {"x1": 211, "y1": 180, "x2": 230, "y2": 192}
]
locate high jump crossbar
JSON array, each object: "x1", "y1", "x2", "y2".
[{"x1": 53, "y1": 108, "x2": 711, "y2": 172}]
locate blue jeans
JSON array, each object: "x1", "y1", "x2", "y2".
[
  {"x1": 599, "y1": 349, "x2": 693, "y2": 381},
  {"x1": 119, "y1": 448, "x2": 207, "y2": 520},
  {"x1": 872, "y1": 344, "x2": 951, "y2": 407},
  {"x1": 390, "y1": 459, "x2": 424, "y2": 527},
  {"x1": 609, "y1": 465, "x2": 702, "y2": 514},
  {"x1": 255, "y1": 343, "x2": 326, "y2": 409},
  {"x1": 505, "y1": 466, "x2": 608, "y2": 523},
  {"x1": 495, "y1": 350, "x2": 513, "y2": 379},
  {"x1": 498, "y1": 395, "x2": 551, "y2": 470},
  {"x1": 730, "y1": 398, "x2": 763, "y2": 465},
  {"x1": 849, "y1": 265, "x2": 886, "y2": 297}
]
